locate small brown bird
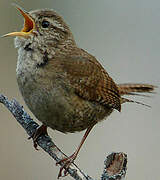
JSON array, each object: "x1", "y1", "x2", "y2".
[{"x1": 4, "y1": 5, "x2": 155, "y2": 178}]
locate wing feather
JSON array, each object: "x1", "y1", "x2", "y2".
[{"x1": 59, "y1": 52, "x2": 121, "y2": 111}]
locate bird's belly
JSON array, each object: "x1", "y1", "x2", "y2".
[{"x1": 18, "y1": 78, "x2": 112, "y2": 133}]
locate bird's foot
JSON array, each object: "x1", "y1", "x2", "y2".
[
  {"x1": 56, "y1": 152, "x2": 77, "y2": 178},
  {"x1": 28, "y1": 124, "x2": 48, "y2": 150}
]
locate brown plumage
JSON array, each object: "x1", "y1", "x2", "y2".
[
  {"x1": 4, "y1": 6, "x2": 156, "y2": 178},
  {"x1": 118, "y1": 83, "x2": 155, "y2": 96},
  {"x1": 59, "y1": 49, "x2": 121, "y2": 112}
]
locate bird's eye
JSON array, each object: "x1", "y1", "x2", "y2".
[{"x1": 42, "y1": 20, "x2": 50, "y2": 28}]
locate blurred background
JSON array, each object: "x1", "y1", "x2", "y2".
[{"x1": 0, "y1": 0, "x2": 159, "y2": 179}]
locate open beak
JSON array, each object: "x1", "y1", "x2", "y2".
[{"x1": 3, "y1": 5, "x2": 35, "y2": 38}]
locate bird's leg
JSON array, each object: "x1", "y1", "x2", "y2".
[
  {"x1": 56, "y1": 124, "x2": 94, "y2": 178},
  {"x1": 28, "y1": 124, "x2": 48, "y2": 150}
]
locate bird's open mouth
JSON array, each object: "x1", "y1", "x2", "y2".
[
  {"x1": 3, "y1": 5, "x2": 35, "y2": 38},
  {"x1": 20, "y1": 7, "x2": 34, "y2": 33}
]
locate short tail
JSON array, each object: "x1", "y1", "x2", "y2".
[
  {"x1": 118, "y1": 83, "x2": 156, "y2": 96},
  {"x1": 118, "y1": 83, "x2": 157, "y2": 107}
]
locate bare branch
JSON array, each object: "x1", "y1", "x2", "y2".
[{"x1": 0, "y1": 94, "x2": 127, "y2": 180}]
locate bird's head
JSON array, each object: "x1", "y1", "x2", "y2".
[{"x1": 3, "y1": 4, "x2": 75, "y2": 50}]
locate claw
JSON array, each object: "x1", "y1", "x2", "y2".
[
  {"x1": 56, "y1": 154, "x2": 76, "y2": 178},
  {"x1": 28, "y1": 124, "x2": 48, "y2": 150},
  {"x1": 58, "y1": 165, "x2": 69, "y2": 178}
]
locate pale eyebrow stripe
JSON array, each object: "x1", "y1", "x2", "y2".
[{"x1": 52, "y1": 20, "x2": 65, "y2": 31}]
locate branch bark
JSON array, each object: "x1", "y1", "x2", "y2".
[{"x1": 0, "y1": 94, "x2": 127, "y2": 180}]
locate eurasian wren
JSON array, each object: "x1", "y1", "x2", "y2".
[{"x1": 3, "y1": 5, "x2": 155, "y2": 178}]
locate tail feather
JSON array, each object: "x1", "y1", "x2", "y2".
[
  {"x1": 121, "y1": 97, "x2": 151, "y2": 108},
  {"x1": 118, "y1": 83, "x2": 156, "y2": 96},
  {"x1": 118, "y1": 83, "x2": 157, "y2": 107},
  {"x1": 122, "y1": 92, "x2": 152, "y2": 97}
]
